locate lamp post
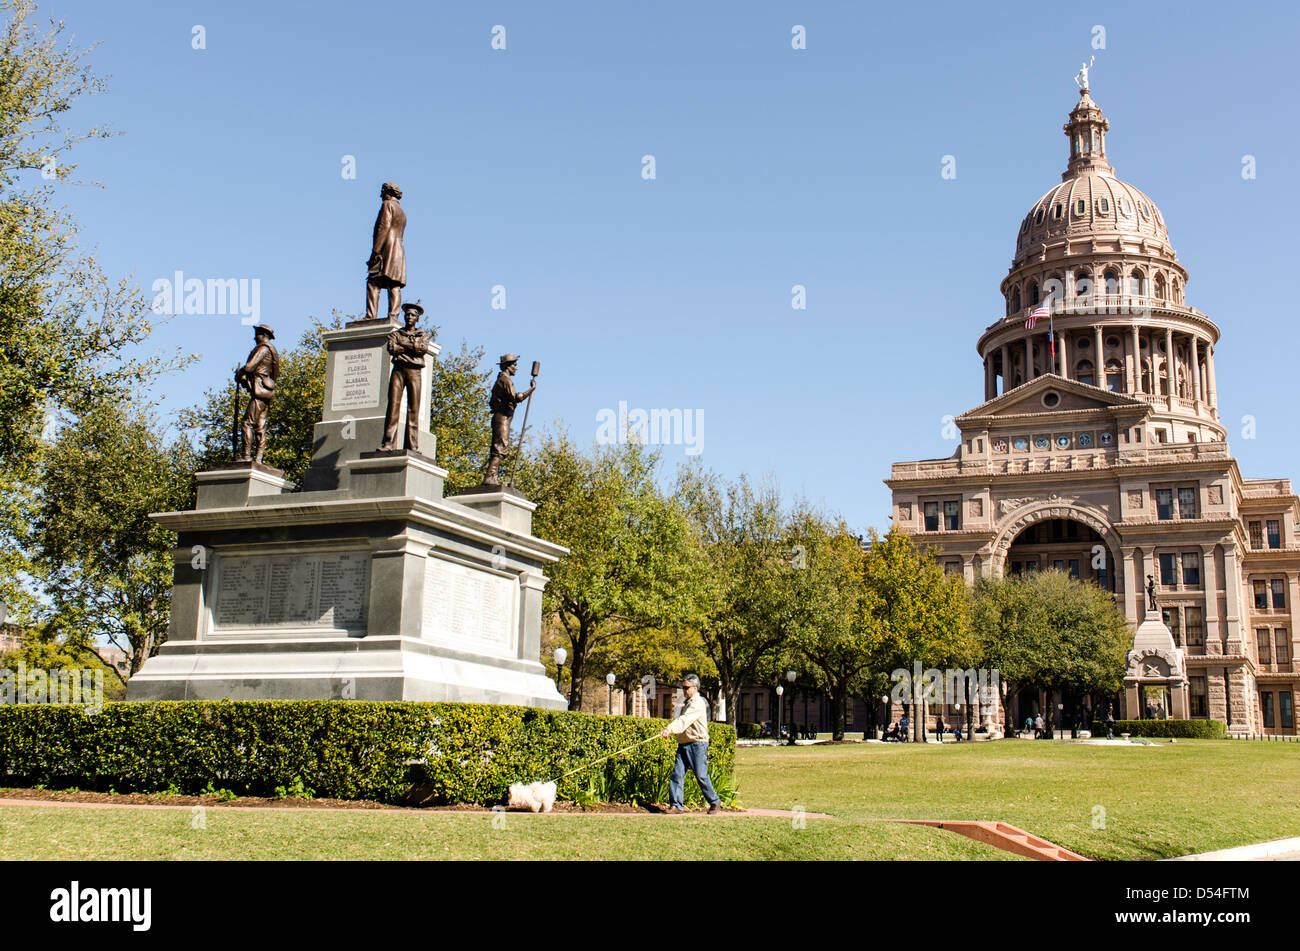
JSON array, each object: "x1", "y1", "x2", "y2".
[
  {"x1": 775, "y1": 684, "x2": 784, "y2": 743},
  {"x1": 606, "y1": 671, "x2": 616, "y2": 715},
  {"x1": 1057, "y1": 702, "x2": 1064, "y2": 740},
  {"x1": 786, "y1": 670, "x2": 797, "y2": 744},
  {"x1": 554, "y1": 647, "x2": 567, "y2": 705},
  {"x1": 881, "y1": 694, "x2": 890, "y2": 740}
]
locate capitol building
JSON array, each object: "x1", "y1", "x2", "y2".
[{"x1": 887, "y1": 80, "x2": 1298, "y2": 735}]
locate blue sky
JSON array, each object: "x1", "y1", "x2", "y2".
[{"x1": 39, "y1": 0, "x2": 1300, "y2": 531}]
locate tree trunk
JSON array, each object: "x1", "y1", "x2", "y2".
[
  {"x1": 964, "y1": 678, "x2": 974, "y2": 739},
  {"x1": 830, "y1": 686, "x2": 844, "y2": 741}
]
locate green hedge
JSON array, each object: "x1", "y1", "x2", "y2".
[
  {"x1": 736, "y1": 722, "x2": 763, "y2": 739},
  {"x1": 1091, "y1": 719, "x2": 1227, "y2": 739},
  {"x1": 0, "y1": 701, "x2": 735, "y2": 806}
]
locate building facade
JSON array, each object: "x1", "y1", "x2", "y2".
[{"x1": 887, "y1": 82, "x2": 1299, "y2": 736}]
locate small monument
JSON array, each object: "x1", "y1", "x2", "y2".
[
  {"x1": 1123, "y1": 577, "x2": 1189, "y2": 718},
  {"x1": 128, "y1": 191, "x2": 566, "y2": 707}
]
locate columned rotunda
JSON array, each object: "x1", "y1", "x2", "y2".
[{"x1": 887, "y1": 81, "x2": 1299, "y2": 735}]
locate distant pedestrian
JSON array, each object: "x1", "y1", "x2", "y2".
[
  {"x1": 1106, "y1": 710, "x2": 1115, "y2": 740},
  {"x1": 900, "y1": 714, "x2": 910, "y2": 741},
  {"x1": 935, "y1": 717, "x2": 946, "y2": 742},
  {"x1": 1023, "y1": 714, "x2": 1033, "y2": 738},
  {"x1": 1034, "y1": 713, "x2": 1045, "y2": 739},
  {"x1": 659, "y1": 674, "x2": 722, "y2": 814}
]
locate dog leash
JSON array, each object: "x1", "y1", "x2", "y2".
[{"x1": 548, "y1": 734, "x2": 664, "y2": 784}]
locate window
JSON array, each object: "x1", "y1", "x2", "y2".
[
  {"x1": 1105, "y1": 360, "x2": 1122, "y2": 392},
  {"x1": 1156, "y1": 489, "x2": 1174, "y2": 520},
  {"x1": 1035, "y1": 209, "x2": 1044, "y2": 225},
  {"x1": 1185, "y1": 607, "x2": 1205, "y2": 649},
  {"x1": 1189, "y1": 675, "x2": 1207, "y2": 718},
  {"x1": 943, "y1": 500, "x2": 960, "y2": 531},
  {"x1": 1025, "y1": 560, "x2": 1037, "y2": 575},
  {"x1": 1163, "y1": 608, "x2": 1181, "y2": 645},
  {"x1": 1258, "y1": 628, "x2": 1273, "y2": 664},
  {"x1": 1076, "y1": 199, "x2": 1086, "y2": 215},
  {"x1": 1249, "y1": 521, "x2": 1263, "y2": 549},
  {"x1": 1129, "y1": 270, "x2": 1143, "y2": 296},
  {"x1": 1177, "y1": 487, "x2": 1198, "y2": 519},
  {"x1": 1182, "y1": 552, "x2": 1201, "y2": 587},
  {"x1": 1099, "y1": 198, "x2": 1110, "y2": 214},
  {"x1": 1104, "y1": 269, "x2": 1120, "y2": 295},
  {"x1": 1054, "y1": 203, "x2": 1063, "y2": 219},
  {"x1": 1255, "y1": 580, "x2": 1269, "y2": 610},
  {"x1": 944, "y1": 561, "x2": 960, "y2": 575},
  {"x1": 1076, "y1": 359, "x2": 1094, "y2": 386},
  {"x1": 1068, "y1": 559, "x2": 1080, "y2": 579},
  {"x1": 1282, "y1": 692, "x2": 1295, "y2": 729},
  {"x1": 1277, "y1": 629, "x2": 1290, "y2": 665},
  {"x1": 1267, "y1": 520, "x2": 1281, "y2": 549},
  {"x1": 1030, "y1": 282, "x2": 1040, "y2": 305},
  {"x1": 1262, "y1": 692, "x2": 1275, "y2": 729},
  {"x1": 1159, "y1": 553, "x2": 1177, "y2": 585},
  {"x1": 1053, "y1": 560, "x2": 1065, "y2": 572},
  {"x1": 1272, "y1": 579, "x2": 1287, "y2": 609},
  {"x1": 924, "y1": 502, "x2": 939, "y2": 532}
]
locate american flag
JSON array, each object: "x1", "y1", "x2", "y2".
[{"x1": 1024, "y1": 302, "x2": 1050, "y2": 330}]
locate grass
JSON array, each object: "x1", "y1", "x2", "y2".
[{"x1": 0, "y1": 739, "x2": 1294, "y2": 860}]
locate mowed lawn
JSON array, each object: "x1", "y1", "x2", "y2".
[{"x1": 0, "y1": 739, "x2": 1294, "y2": 860}]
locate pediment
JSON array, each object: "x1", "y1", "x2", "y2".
[{"x1": 956, "y1": 374, "x2": 1149, "y2": 425}]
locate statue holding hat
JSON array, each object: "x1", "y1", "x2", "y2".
[
  {"x1": 379, "y1": 301, "x2": 433, "y2": 452},
  {"x1": 235, "y1": 323, "x2": 279, "y2": 465},
  {"x1": 482, "y1": 353, "x2": 536, "y2": 486},
  {"x1": 365, "y1": 182, "x2": 407, "y2": 322}
]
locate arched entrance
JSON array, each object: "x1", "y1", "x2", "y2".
[{"x1": 988, "y1": 499, "x2": 1122, "y2": 593}]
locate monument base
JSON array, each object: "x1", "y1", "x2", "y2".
[{"x1": 127, "y1": 634, "x2": 566, "y2": 707}]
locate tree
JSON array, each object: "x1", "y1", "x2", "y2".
[
  {"x1": 180, "y1": 314, "x2": 492, "y2": 491},
  {"x1": 674, "y1": 466, "x2": 791, "y2": 729},
  {"x1": 586, "y1": 624, "x2": 714, "y2": 715},
  {"x1": 861, "y1": 528, "x2": 971, "y2": 743},
  {"x1": 26, "y1": 398, "x2": 194, "y2": 675},
  {"x1": 785, "y1": 508, "x2": 888, "y2": 741},
  {"x1": 974, "y1": 570, "x2": 1128, "y2": 735},
  {"x1": 517, "y1": 432, "x2": 709, "y2": 711},
  {"x1": 0, "y1": 0, "x2": 187, "y2": 617}
]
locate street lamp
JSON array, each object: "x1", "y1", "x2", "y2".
[
  {"x1": 775, "y1": 684, "x2": 784, "y2": 743},
  {"x1": 606, "y1": 671, "x2": 616, "y2": 715},
  {"x1": 553, "y1": 647, "x2": 567, "y2": 699},
  {"x1": 786, "y1": 670, "x2": 797, "y2": 744},
  {"x1": 1057, "y1": 702, "x2": 1064, "y2": 739},
  {"x1": 881, "y1": 695, "x2": 889, "y2": 740}
]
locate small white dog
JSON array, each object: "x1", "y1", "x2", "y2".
[{"x1": 507, "y1": 781, "x2": 557, "y2": 813}]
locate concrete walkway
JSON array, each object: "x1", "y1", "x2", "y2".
[{"x1": 1167, "y1": 836, "x2": 1300, "y2": 861}]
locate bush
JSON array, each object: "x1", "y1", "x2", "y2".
[
  {"x1": 736, "y1": 722, "x2": 763, "y2": 740},
  {"x1": 0, "y1": 700, "x2": 735, "y2": 806},
  {"x1": 1091, "y1": 719, "x2": 1227, "y2": 739}
]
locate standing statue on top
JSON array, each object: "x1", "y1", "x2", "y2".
[
  {"x1": 481, "y1": 354, "x2": 537, "y2": 486},
  {"x1": 365, "y1": 182, "x2": 407, "y2": 322},
  {"x1": 379, "y1": 302, "x2": 433, "y2": 453},
  {"x1": 234, "y1": 324, "x2": 279, "y2": 465}
]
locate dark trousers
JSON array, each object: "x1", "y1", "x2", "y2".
[
  {"x1": 483, "y1": 412, "x2": 512, "y2": 483},
  {"x1": 382, "y1": 364, "x2": 421, "y2": 451}
]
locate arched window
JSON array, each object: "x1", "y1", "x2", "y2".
[
  {"x1": 1074, "y1": 270, "x2": 1092, "y2": 299},
  {"x1": 1103, "y1": 269, "x2": 1120, "y2": 296},
  {"x1": 1129, "y1": 269, "x2": 1144, "y2": 297},
  {"x1": 1010, "y1": 287, "x2": 1022, "y2": 313},
  {"x1": 1076, "y1": 359, "x2": 1095, "y2": 386},
  {"x1": 1141, "y1": 358, "x2": 1153, "y2": 393},
  {"x1": 1105, "y1": 359, "x2": 1123, "y2": 393},
  {"x1": 1154, "y1": 273, "x2": 1166, "y2": 300},
  {"x1": 1172, "y1": 278, "x2": 1181, "y2": 303},
  {"x1": 1030, "y1": 281, "x2": 1040, "y2": 306}
]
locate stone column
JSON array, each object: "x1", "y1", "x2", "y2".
[
  {"x1": 1121, "y1": 547, "x2": 1138, "y2": 623},
  {"x1": 1130, "y1": 325, "x2": 1142, "y2": 394},
  {"x1": 1000, "y1": 343, "x2": 1010, "y2": 395},
  {"x1": 1192, "y1": 337, "x2": 1203, "y2": 403},
  {"x1": 1094, "y1": 325, "x2": 1104, "y2": 385},
  {"x1": 1027, "y1": 333, "x2": 1036, "y2": 378},
  {"x1": 962, "y1": 555, "x2": 975, "y2": 585},
  {"x1": 1223, "y1": 544, "x2": 1242, "y2": 656},
  {"x1": 985, "y1": 354, "x2": 995, "y2": 400},
  {"x1": 1059, "y1": 331, "x2": 1069, "y2": 379},
  {"x1": 1165, "y1": 327, "x2": 1175, "y2": 402},
  {"x1": 1202, "y1": 544, "x2": 1220, "y2": 651},
  {"x1": 1201, "y1": 348, "x2": 1211, "y2": 407}
]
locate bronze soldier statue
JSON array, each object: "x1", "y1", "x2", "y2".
[
  {"x1": 236, "y1": 324, "x2": 279, "y2": 464},
  {"x1": 482, "y1": 354, "x2": 536, "y2": 485},
  {"x1": 365, "y1": 182, "x2": 407, "y2": 322},
  {"x1": 379, "y1": 302, "x2": 433, "y2": 452},
  {"x1": 1147, "y1": 574, "x2": 1157, "y2": 612}
]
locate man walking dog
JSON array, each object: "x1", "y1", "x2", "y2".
[{"x1": 659, "y1": 674, "x2": 722, "y2": 814}]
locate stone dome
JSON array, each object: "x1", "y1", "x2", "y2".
[{"x1": 1012, "y1": 89, "x2": 1174, "y2": 264}]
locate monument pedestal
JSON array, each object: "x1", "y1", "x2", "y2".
[
  {"x1": 129, "y1": 323, "x2": 567, "y2": 708},
  {"x1": 1123, "y1": 608, "x2": 1189, "y2": 719}
]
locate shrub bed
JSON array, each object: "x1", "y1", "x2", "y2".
[
  {"x1": 736, "y1": 722, "x2": 763, "y2": 740},
  {"x1": 0, "y1": 701, "x2": 735, "y2": 806},
  {"x1": 1090, "y1": 718, "x2": 1227, "y2": 739}
]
